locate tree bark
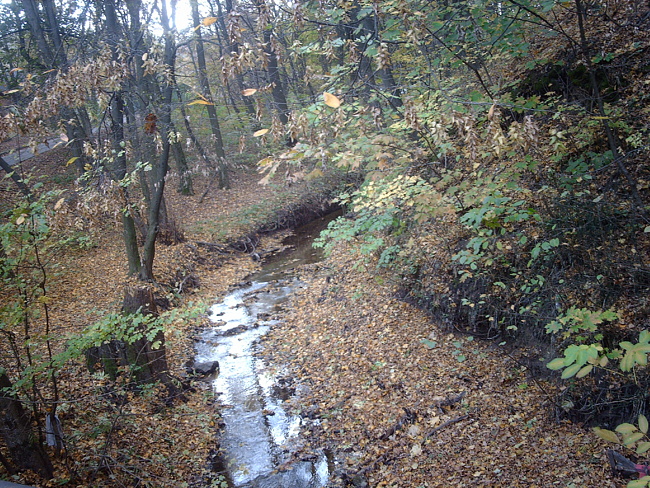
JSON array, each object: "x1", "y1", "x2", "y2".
[
  {"x1": 139, "y1": 0, "x2": 175, "y2": 281},
  {"x1": 121, "y1": 286, "x2": 172, "y2": 388},
  {"x1": 0, "y1": 372, "x2": 54, "y2": 479},
  {"x1": 190, "y1": 0, "x2": 229, "y2": 189},
  {"x1": 106, "y1": 0, "x2": 143, "y2": 276},
  {"x1": 0, "y1": 157, "x2": 30, "y2": 197}
]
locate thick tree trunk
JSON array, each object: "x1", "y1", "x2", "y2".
[
  {"x1": 0, "y1": 372, "x2": 54, "y2": 479},
  {"x1": 121, "y1": 287, "x2": 172, "y2": 387},
  {"x1": 85, "y1": 287, "x2": 175, "y2": 394}
]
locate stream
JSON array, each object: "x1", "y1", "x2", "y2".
[{"x1": 193, "y1": 212, "x2": 340, "y2": 488}]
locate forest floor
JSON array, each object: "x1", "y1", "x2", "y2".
[{"x1": 0, "y1": 148, "x2": 629, "y2": 487}]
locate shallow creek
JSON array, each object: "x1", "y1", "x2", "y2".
[{"x1": 193, "y1": 213, "x2": 339, "y2": 487}]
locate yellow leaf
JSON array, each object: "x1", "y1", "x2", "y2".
[
  {"x1": 3, "y1": 89, "x2": 20, "y2": 94},
  {"x1": 142, "y1": 52, "x2": 148, "y2": 61},
  {"x1": 241, "y1": 89, "x2": 257, "y2": 96},
  {"x1": 187, "y1": 99, "x2": 214, "y2": 106},
  {"x1": 253, "y1": 129, "x2": 269, "y2": 137},
  {"x1": 16, "y1": 215, "x2": 25, "y2": 225},
  {"x1": 60, "y1": 133, "x2": 69, "y2": 142},
  {"x1": 323, "y1": 92, "x2": 341, "y2": 108},
  {"x1": 202, "y1": 16, "x2": 218, "y2": 26},
  {"x1": 9, "y1": 67, "x2": 23, "y2": 74},
  {"x1": 575, "y1": 364, "x2": 593, "y2": 378},
  {"x1": 54, "y1": 198, "x2": 65, "y2": 210}
]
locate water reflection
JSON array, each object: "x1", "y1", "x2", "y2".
[
  {"x1": 195, "y1": 280, "x2": 329, "y2": 487},
  {"x1": 194, "y1": 212, "x2": 341, "y2": 487}
]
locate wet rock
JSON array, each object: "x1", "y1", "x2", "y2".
[
  {"x1": 220, "y1": 324, "x2": 249, "y2": 336},
  {"x1": 186, "y1": 360, "x2": 220, "y2": 378}
]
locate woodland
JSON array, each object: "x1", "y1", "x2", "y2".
[{"x1": 0, "y1": 0, "x2": 649, "y2": 486}]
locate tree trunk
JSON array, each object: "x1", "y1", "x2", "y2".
[
  {"x1": 170, "y1": 123, "x2": 194, "y2": 195},
  {"x1": 0, "y1": 372, "x2": 54, "y2": 479},
  {"x1": 254, "y1": 0, "x2": 291, "y2": 127},
  {"x1": 121, "y1": 286, "x2": 172, "y2": 388},
  {"x1": 0, "y1": 157, "x2": 30, "y2": 197},
  {"x1": 190, "y1": 0, "x2": 229, "y2": 189},
  {"x1": 85, "y1": 287, "x2": 175, "y2": 394},
  {"x1": 219, "y1": 0, "x2": 259, "y2": 128},
  {"x1": 139, "y1": 0, "x2": 175, "y2": 281},
  {"x1": 106, "y1": 0, "x2": 143, "y2": 276}
]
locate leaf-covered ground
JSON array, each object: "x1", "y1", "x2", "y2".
[
  {"x1": 0, "y1": 150, "x2": 304, "y2": 487},
  {"x1": 0, "y1": 149, "x2": 631, "y2": 487},
  {"x1": 260, "y1": 245, "x2": 624, "y2": 487}
]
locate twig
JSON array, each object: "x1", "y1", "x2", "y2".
[
  {"x1": 379, "y1": 407, "x2": 417, "y2": 440},
  {"x1": 425, "y1": 414, "x2": 469, "y2": 438}
]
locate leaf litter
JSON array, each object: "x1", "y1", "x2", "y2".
[
  {"x1": 0, "y1": 152, "x2": 625, "y2": 487},
  {"x1": 259, "y1": 243, "x2": 621, "y2": 487}
]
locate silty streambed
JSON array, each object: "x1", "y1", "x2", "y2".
[{"x1": 193, "y1": 213, "x2": 340, "y2": 487}]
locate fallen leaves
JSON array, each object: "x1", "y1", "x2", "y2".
[{"x1": 259, "y1": 242, "x2": 620, "y2": 487}]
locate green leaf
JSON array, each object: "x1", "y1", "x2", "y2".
[
  {"x1": 628, "y1": 479, "x2": 650, "y2": 488},
  {"x1": 640, "y1": 330, "x2": 650, "y2": 344},
  {"x1": 637, "y1": 441, "x2": 650, "y2": 455},
  {"x1": 420, "y1": 339, "x2": 437, "y2": 349},
  {"x1": 593, "y1": 427, "x2": 619, "y2": 443},
  {"x1": 624, "y1": 432, "x2": 646, "y2": 446},
  {"x1": 561, "y1": 363, "x2": 581, "y2": 379},
  {"x1": 616, "y1": 423, "x2": 639, "y2": 434},
  {"x1": 640, "y1": 415, "x2": 649, "y2": 435},
  {"x1": 547, "y1": 357, "x2": 566, "y2": 370}
]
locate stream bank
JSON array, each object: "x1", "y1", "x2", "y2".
[{"x1": 256, "y1": 241, "x2": 618, "y2": 487}]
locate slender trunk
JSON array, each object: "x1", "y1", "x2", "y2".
[
  {"x1": 20, "y1": 0, "x2": 55, "y2": 68},
  {"x1": 139, "y1": 0, "x2": 175, "y2": 281},
  {"x1": 0, "y1": 157, "x2": 30, "y2": 196},
  {"x1": 106, "y1": 0, "x2": 142, "y2": 275},
  {"x1": 170, "y1": 120, "x2": 193, "y2": 195},
  {"x1": 219, "y1": 0, "x2": 258, "y2": 126},
  {"x1": 190, "y1": 0, "x2": 229, "y2": 189},
  {"x1": 574, "y1": 0, "x2": 644, "y2": 214}
]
